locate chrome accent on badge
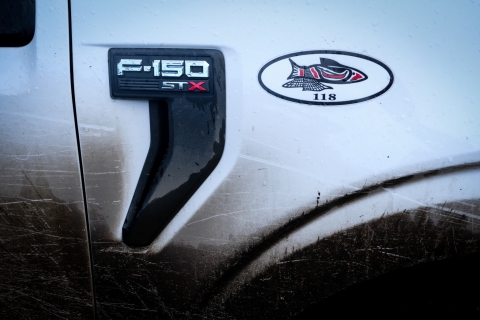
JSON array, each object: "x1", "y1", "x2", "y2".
[
  {"x1": 152, "y1": 60, "x2": 161, "y2": 77},
  {"x1": 161, "y1": 60, "x2": 184, "y2": 77},
  {"x1": 118, "y1": 59, "x2": 209, "y2": 78},
  {"x1": 161, "y1": 81, "x2": 189, "y2": 90},
  {"x1": 185, "y1": 60, "x2": 209, "y2": 78},
  {"x1": 117, "y1": 59, "x2": 142, "y2": 75}
]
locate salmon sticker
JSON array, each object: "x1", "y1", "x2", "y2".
[{"x1": 258, "y1": 50, "x2": 394, "y2": 106}]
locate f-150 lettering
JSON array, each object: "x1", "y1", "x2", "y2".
[{"x1": 117, "y1": 59, "x2": 209, "y2": 77}]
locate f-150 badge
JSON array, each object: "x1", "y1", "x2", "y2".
[
  {"x1": 109, "y1": 48, "x2": 216, "y2": 99},
  {"x1": 258, "y1": 50, "x2": 393, "y2": 106}
]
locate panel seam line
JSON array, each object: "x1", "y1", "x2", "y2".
[{"x1": 67, "y1": 1, "x2": 97, "y2": 317}]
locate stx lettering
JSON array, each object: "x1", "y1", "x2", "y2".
[
  {"x1": 161, "y1": 81, "x2": 189, "y2": 90},
  {"x1": 188, "y1": 81, "x2": 206, "y2": 91},
  {"x1": 160, "y1": 81, "x2": 206, "y2": 91},
  {"x1": 117, "y1": 59, "x2": 209, "y2": 78}
]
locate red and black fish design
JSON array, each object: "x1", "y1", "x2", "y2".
[{"x1": 283, "y1": 58, "x2": 368, "y2": 91}]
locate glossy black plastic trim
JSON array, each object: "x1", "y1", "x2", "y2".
[
  {"x1": 123, "y1": 101, "x2": 170, "y2": 238},
  {"x1": 111, "y1": 49, "x2": 226, "y2": 247}
]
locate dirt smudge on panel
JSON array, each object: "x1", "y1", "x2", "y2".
[
  {"x1": 220, "y1": 202, "x2": 480, "y2": 319},
  {"x1": 0, "y1": 175, "x2": 94, "y2": 319},
  {"x1": 202, "y1": 163, "x2": 480, "y2": 302},
  {"x1": 92, "y1": 241, "x2": 227, "y2": 319},
  {"x1": 89, "y1": 201, "x2": 480, "y2": 319}
]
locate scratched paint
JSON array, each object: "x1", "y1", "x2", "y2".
[
  {"x1": 0, "y1": 103, "x2": 94, "y2": 317},
  {"x1": 78, "y1": 133, "x2": 480, "y2": 318},
  {"x1": 221, "y1": 201, "x2": 480, "y2": 318},
  {"x1": 0, "y1": 183, "x2": 94, "y2": 318},
  {"x1": 79, "y1": 166, "x2": 480, "y2": 317},
  {"x1": 80, "y1": 200, "x2": 480, "y2": 319},
  {"x1": 0, "y1": 1, "x2": 94, "y2": 317}
]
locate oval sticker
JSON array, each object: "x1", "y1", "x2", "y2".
[{"x1": 258, "y1": 50, "x2": 393, "y2": 106}]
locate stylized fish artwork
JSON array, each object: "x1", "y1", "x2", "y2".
[{"x1": 283, "y1": 58, "x2": 368, "y2": 91}]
